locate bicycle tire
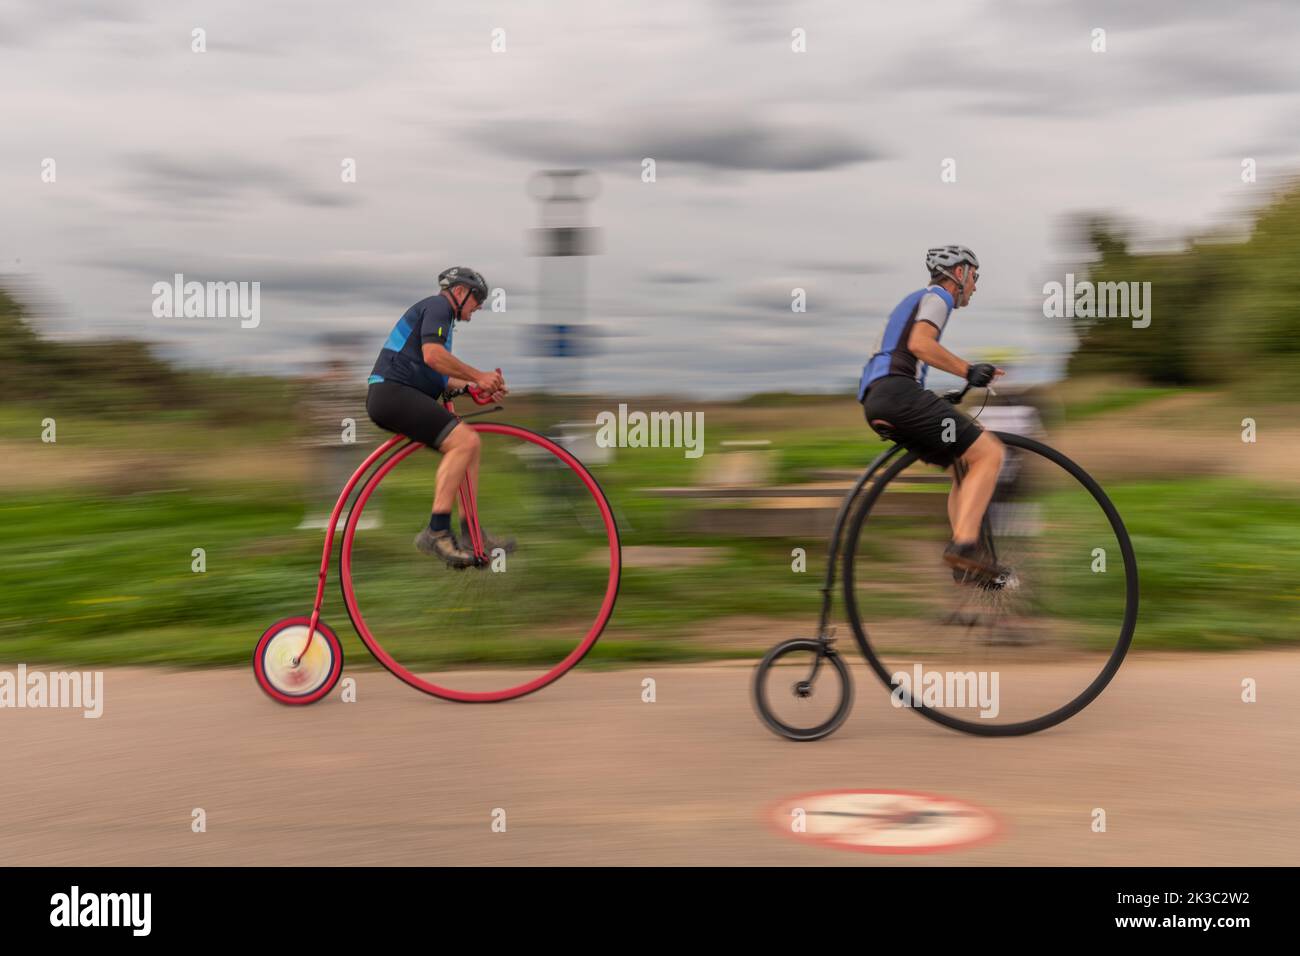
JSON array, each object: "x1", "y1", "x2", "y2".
[
  {"x1": 841, "y1": 431, "x2": 1138, "y2": 736},
  {"x1": 338, "y1": 423, "x2": 621, "y2": 702},
  {"x1": 753, "y1": 639, "x2": 854, "y2": 741}
]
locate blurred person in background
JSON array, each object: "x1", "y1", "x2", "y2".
[
  {"x1": 857, "y1": 245, "x2": 1008, "y2": 583},
  {"x1": 365, "y1": 266, "x2": 511, "y2": 568},
  {"x1": 297, "y1": 339, "x2": 375, "y2": 532}
]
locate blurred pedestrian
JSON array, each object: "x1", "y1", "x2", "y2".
[{"x1": 297, "y1": 355, "x2": 378, "y2": 531}]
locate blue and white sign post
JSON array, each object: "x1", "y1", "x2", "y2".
[{"x1": 527, "y1": 170, "x2": 601, "y2": 401}]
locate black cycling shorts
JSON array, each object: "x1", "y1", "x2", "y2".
[
  {"x1": 861, "y1": 374, "x2": 982, "y2": 467},
  {"x1": 366, "y1": 380, "x2": 460, "y2": 449}
]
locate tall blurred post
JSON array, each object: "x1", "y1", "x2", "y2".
[
  {"x1": 297, "y1": 330, "x2": 377, "y2": 531},
  {"x1": 528, "y1": 169, "x2": 601, "y2": 433}
]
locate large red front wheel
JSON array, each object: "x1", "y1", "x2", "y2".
[{"x1": 339, "y1": 423, "x2": 620, "y2": 702}]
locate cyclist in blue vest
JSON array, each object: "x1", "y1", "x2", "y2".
[
  {"x1": 366, "y1": 267, "x2": 510, "y2": 568},
  {"x1": 858, "y1": 245, "x2": 1007, "y2": 582}
]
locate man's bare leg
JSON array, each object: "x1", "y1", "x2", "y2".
[
  {"x1": 947, "y1": 460, "x2": 964, "y2": 538},
  {"x1": 412, "y1": 425, "x2": 483, "y2": 567},
  {"x1": 431, "y1": 424, "x2": 481, "y2": 514},
  {"x1": 951, "y1": 432, "x2": 1004, "y2": 544}
]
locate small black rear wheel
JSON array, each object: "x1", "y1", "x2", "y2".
[{"x1": 753, "y1": 639, "x2": 854, "y2": 741}]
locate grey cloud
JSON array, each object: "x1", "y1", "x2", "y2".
[
  {"x1": 870, "y1": 7, "x2": 1300, "y2": 118},
  {"x1": 92, "y1": 254, "x2": 428, "y2": 307},
  {"x1": 120, "y1": 154, "x2": 361, "y2": 212},
  {"x1": 1135, "y1": 43, "x2": 1300, "y2": 100},
  {"x1": 789, "y1": 259, "x2": 885, "y2": 275},
  {"x1": 90, "y1": 251, "x2": 530, "y2": 309},
  {"x1": 993, "y1": 0, "x2": 1300, "y2": 32},
  {"x1": 645, "y1": 271, "x2": 714, "y2": 285},
  {"x1": 485, "y1": 114, "x2": 879, "y2": 173},
  {"x1": 0, "y1": 0, "x2": 141, "y2": 46},
  {"x1": 1219, "y1": 112, "x2": 1300, "y2": 160},
  {"x1": 731, "y1": 277, "x2": 863, "y2": 318},
  {"x1": 705, "y1": 0, "x2": 812, "y2": 43}
]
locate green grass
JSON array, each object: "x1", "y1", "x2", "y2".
[
  {"x1": 770, "y1": 427, "x2": 889, "y2": 483},
  {"x1": 2, "y1": 398, "x2": 1297, "y2": 668},
  {"x1": 1109, "y1": 479, "x2": 1300, "y2": 648},
  {"x1": 1062, "y1": 385, "x2": 1183, "y2": 422}
]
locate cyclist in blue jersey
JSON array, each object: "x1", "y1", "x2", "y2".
[
  {"x1": 858, "y1": 245, "x2": 1007, "y2": 582},
  {"x1": 366, "y1": 266, "x2": 510, "y2": 568}
]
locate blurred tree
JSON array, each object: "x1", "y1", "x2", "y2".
[
  {"x1": 0, "y1": 286, "x2": 297, "y2": 422},
  {"x1": 1068, "y1": 179, "x2": 1300, "y2": 388}
]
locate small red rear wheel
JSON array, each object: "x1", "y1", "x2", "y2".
[{"x1": 253, "y1": 617, "x2": 344, "y2": 705}]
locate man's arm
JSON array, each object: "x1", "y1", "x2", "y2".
[
  {"x1": 422, "y1": 344, "x2": 505, "y2": 393},
  {"x1": 906, "y1": 322, "x2": 970, "y2": 378},
  {"x1": 907, "y1": 323, "x2": 1005, "y2": 385},
  {"x1": 422, "y1": 343, "x2": 482, "y2": 382}
]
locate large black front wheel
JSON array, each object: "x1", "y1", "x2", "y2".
[{"x1": 842, "y1": 432, "x2": 1137, "y2": 736}]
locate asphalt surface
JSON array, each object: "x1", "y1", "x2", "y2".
[{"x1": 1, "y1": 650, "x2": 1295, "y2": 865}]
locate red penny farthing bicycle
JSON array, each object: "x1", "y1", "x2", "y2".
[{"x1": 253, "y1": 382, "x2": 621, "y2": 704}]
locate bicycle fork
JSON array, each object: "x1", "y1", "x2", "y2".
[
  {"x1": 457, "y1": 476, "x2": 486, "y2": 563},
  {"x1": 806, "y1": 445, "x2": 906, "y2": 666},
  {"x1": 295, "y1": 436, "x2": 406, "y2": 666},
  {"x1": 448, "y1": 399, "x2": 501, "y2": 565}
]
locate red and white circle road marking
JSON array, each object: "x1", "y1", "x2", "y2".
[{"x1": 770, "y1": 789, "x2": 1002, "y2": 854}]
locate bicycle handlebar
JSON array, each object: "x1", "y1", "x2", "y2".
[
  {"x1": 943, "y1": 382, "x2": 996, "y2": 405},
  {"x1": 464, "y1": 384, "x2": 496, "y2": 406},
  {"x1": 447, "y1": 368, "x2": 504, "y2": 406}
]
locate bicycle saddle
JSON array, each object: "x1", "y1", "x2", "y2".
[{"x1": 869, "y1": 418, "x2": 898, "y2": 440}]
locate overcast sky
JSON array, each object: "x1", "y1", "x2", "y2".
[{"x1": 4, "y1": 0, "x2": 1298, "y2": 396}]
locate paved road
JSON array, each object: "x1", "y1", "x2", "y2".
[{"x1": 1, "y1": 650, "x2": 1295, "y2": 865}]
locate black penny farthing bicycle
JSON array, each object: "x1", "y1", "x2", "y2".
[{"x1": 753, "y1": 384, "x2": 1138, "y2": 740}]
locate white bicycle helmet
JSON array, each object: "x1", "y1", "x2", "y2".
[
  {"x1": 925, "y1": 245, "x2": 979, "y2": 305},
  {"x1": 925, "y1": 244, "x2": 979, "y2": 275}
]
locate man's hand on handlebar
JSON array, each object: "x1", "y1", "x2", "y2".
[
  {"x1": 965, "y1": 362, "x2": 1004, "y2": 388},
  {"x1": 462, "y1": 367, "x2": 508, "y2": 405},
  {"x1": 474, "y1": 368, "x2": 505, "y2": 394},
  {"x1": 944, "y1": 364, "x2": 1005, "y2": 404}
]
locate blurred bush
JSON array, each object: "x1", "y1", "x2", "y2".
[
  {"x1": 0, "y1": 287, "x2": 297, "y2": 425},
  {"x1": 1069, "y1": 178, "x2": 1300, "y2": 391}
]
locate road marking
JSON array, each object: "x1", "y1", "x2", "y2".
[{"x1": 770, "y1": 788, "x2": 1002, "y2": 854}]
